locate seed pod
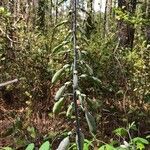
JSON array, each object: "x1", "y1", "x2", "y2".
[
  {"x1": 73, "y1": 74, "x2": 78, "y2": 89},
  {"x1": 85, "y1": 111, "x2": 96, "y2": 134},
  {"x1": 66, "y1": 102, "x2": 74, "y2": 118},
  {"x1": 76, "y1": 132, "x2": 84, "y2": 150},
  {"x1": 57, "y1": 136, "x2": 70, "y2": 150},
  {"x1": 55, "y1": 85, "x2": 66, "y2": 101},
  {"x1": 53, "y1": 97, "x2": 64, "y2": 115},
  {"x1": 51, "y1": 68, "x2": 64, "y2": 84}
]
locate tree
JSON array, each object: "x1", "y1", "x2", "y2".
[{"x1": 117, "y1": 0, "x2": 137, "y2": 49}]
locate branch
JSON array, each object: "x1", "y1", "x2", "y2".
[{"x1": 0, "y1": 79, "x2": 18, "y2": 87}]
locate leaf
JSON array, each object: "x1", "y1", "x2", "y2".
[
  {"x1": 136, "y1": 142, "x2": 145, "y2": 150},
  {"x1": 55, "y1": 85, "x2": 66, "y2": 101},
  {"x1": 52, "y1": 41, "x2": 69, "y2": 53},
  {"x1": 1, "y1": 147, "x2": 13, "y2": 150},
  {"x1": 54, "y1": 20, "x2": 68, "y2": 29},
  {"x1": 91, "y1": 77, "x2": 101, "y2": 84},
  {"x1": 53, "y1": 97, "x2": 64, "y2": 115},
  {"x1": 0, "y1": 7, "x2": 5, "y2": 13},
  {"x1": 66, "y1": 102, "x2": 74, "y2": 118},
  {"x1": 51, "y1": 68, "x2": 64, "y2": 84},
  {"x1": 76, "y1": 132, "x2": 84, "y2": 150},
  {"x1": 80, "y1": 74, "x2": 88, "y2": 78},
  {"x1": 98, "y1": 144, "x2": 115, "y2": 150},
  {"x1": 39, "y1": 141, "x2": 50, "y2": 150},
  {"x1": 113, "y1": 128, "x2": 127, "y2": 137},
  {"x1": 85, "y1": 111, "x2": 96, "y2": 134},
  {"x1": 27, "y1": 126, "x2": 36, "y2": 138},
  {"x1": 57, "y1": 136, "x2": 70, "y2": 150},
  {"x1": 25, "y1": 143, "x2": 35, "y2": 150},
  {"x1": 132, "y1": 137, "x2": 149, "y2": 145},
  {"x1": 85, "y1": 64, "x2": 93, "y2": 75},
  {"x1": 146, "y1": 135, "x2": 150, "y2": 139}
]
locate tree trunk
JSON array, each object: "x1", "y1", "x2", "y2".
[
  {"x1": 117, "y1": 0, "x2": 137, "y2": 49},
  {"x1": 145, "y1": 0, "x2": 150, "y2": 44}
]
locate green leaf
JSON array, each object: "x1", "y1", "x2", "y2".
[
  {"x1": 66, "y1": 102, "x2": 74, "y2": 118},
  {"x1": 146, "y1": 135, "x2": 150, "y2": 139},
  {"x1": 85, "y1": 110, "x2": 96, "y2": 134},
  {"x1": 57, "y1": 136, "x2": 70, "y2": 150},
  {"x1": 91, "y1": 77, "x2": 101, "y2": 84},
  {"x1": 54, "y1": 20, "x2": 68, "y2": 29},
  {"x1": 39, "y1": 141, "x2": 50, "y2": 150},
  {"x1": 99, "y1": 144, "x2": 115, "y2": 150},
  {"x1": 53, "y1": 97, "x2": 64, "y2": 115},
  {"x1": 1, "y1": 147, "x2": 13, "y2": 150},
  {"x1": 85, "y1": 63, "x2": 93, "y2": 75},
  {"x1": 136, "y1": 142, "x2": 145, "y2": 150},
  {"x1": 55, "y1": 85, "x2": 66, "y2": 101},
  {"x1": 52, "y1": 41, "x2": 69, "y2": 53},
  {"x1": 132, "y1": 137, "x2": 149, "y2": 145},
  {"x1": 51, "y1": 68, "x2": 64, "y2": 84},
  {"x1": 113, "y1": 128, "x2": 127, "y2": 137},
  {"x1": 25, "y1": 143, "x2": 35, "y2": 150},
  {"x1": 27, "y1": 126, "x2": 36, "y2": 138},
  {"x1": 0, "y1": 7, "x2": 5, "y2": 13}
]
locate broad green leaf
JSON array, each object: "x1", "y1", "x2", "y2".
[
  {"x1": 132, "y1": 137, "x2": 149, "y2": 145},
  {"x1": 55, "y1": 85, "x2": 66, "y2": 101},
  {"x1": 51, "y1": 68, "x2": 64, "y2": 84},
  {"x1": 57, "y1": 136, "x2": 70, "y2": 150},
  {"x1": 136, "y1": 142, "x2": 145, "y2": 150},
  {"x1": 1, "y1": 147, "x2": 13, "y2": 150},
  {"x1": 0, "y1": 7, "x2": 5, "y2": 13},
  {"x1": 39, "y1": 141, "x2": 50, "y2": 150},
  {"x1": 99, "y1": 144, "x2": 115, "y2": 150},
  {"x1": 53, "y1": 97, "x2": 64, "y2": 115},
  {"x1": 113, "y1": 128, "x2": 127, "y2": 137},
  {"x1": 25, "y1": 143, "x2": 35, "y2": 150}
]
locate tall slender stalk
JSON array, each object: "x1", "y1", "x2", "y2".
[{"x1": 72, "y1": 0, "x2": 82, "y2": 149}]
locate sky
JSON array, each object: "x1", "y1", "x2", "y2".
[{"x1": 94, "y1": 0, "x2": 106, "y2": 12}]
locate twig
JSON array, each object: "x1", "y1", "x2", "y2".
[{"x1": 0, "y1": 79, "x2": 18, "y2": 87}]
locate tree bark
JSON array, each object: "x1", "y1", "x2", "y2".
[{"x1": 117, "y1": 0, "x2": 137, "y2": 49}]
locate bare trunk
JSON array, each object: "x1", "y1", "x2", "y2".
[
  {"x1": 117, "y1": 0, "x2": 137, "y2": 49},
  {"x1": 145, "y1": 0, "x2": 150, "y2": 44}
]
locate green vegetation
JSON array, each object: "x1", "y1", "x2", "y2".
[{"x1": 0, "y1": 0, "x2": 149, "y2": 149}]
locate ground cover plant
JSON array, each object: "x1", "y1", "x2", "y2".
[{"x1": 0, "y1": 0, "x2": 150, "y2": 149}]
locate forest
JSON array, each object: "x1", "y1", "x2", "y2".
[{"x1": 0, "y1": 0, "x2": 150, "y2": 149}]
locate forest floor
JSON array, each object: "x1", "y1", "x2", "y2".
[{"x1": 0, "y1": 98, "x2": 150, "y2": 149}]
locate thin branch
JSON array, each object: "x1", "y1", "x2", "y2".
[{"x1": 0, "y1": 79, "x2": 18, "y2": 87}]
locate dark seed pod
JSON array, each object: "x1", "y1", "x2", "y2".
[{"x1": 76, "y1": 131, "x2": 84, "y2": 150}]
